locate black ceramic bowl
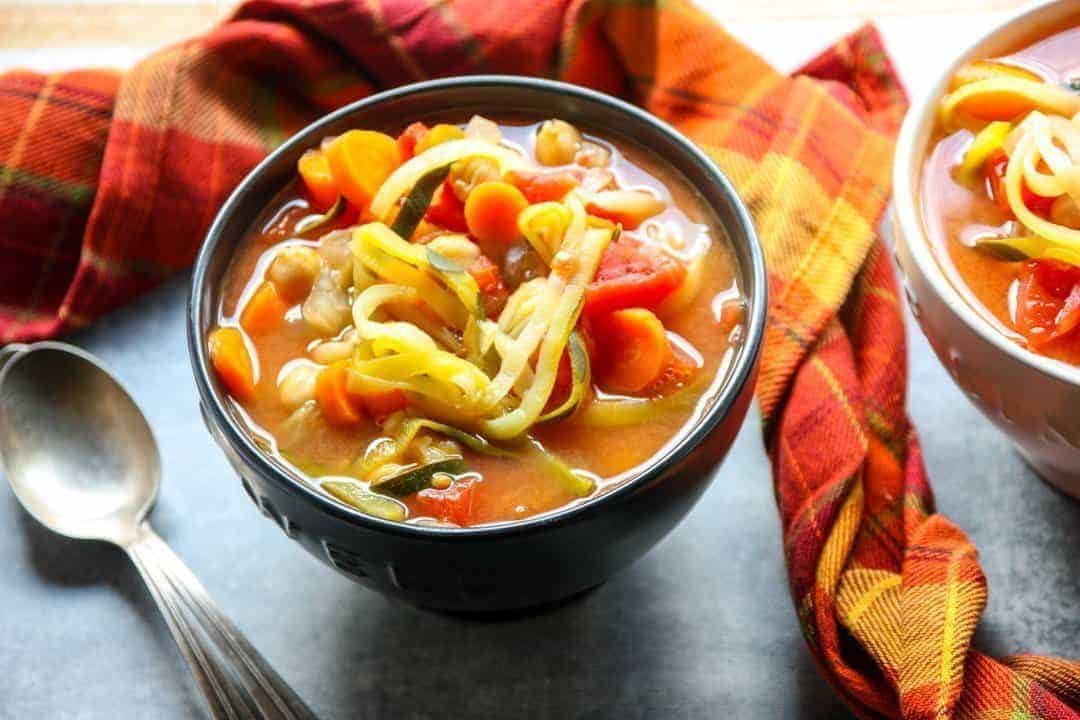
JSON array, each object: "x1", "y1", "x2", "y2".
[{"x1": 188, "y1": 76, "x2": 766, "y2": 613}]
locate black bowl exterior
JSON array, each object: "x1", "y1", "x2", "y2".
[{"x1": 189, "y1": 76, "x2": 766, "y2": 612}]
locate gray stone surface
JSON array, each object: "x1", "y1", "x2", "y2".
[{"x1": 2, "y1": 273, "x2": 1077, "y2": 720}]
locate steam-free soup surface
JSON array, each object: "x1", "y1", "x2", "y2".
[{"x1": 212, "y1": 116, "x2": 744, "y2": 527}]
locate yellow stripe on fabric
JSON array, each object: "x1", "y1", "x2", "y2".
[
  {"x1": 815, "y1": 477, "x2": 863, "y2": 595},
  {"x1": 837, "y1": 567, "x2": 903, "y2": 680},
  {"x1": 938, "y1": 552, "x2": 959, "y2": 719},
  {"x1": 367, "y1": 0, "x2": 429, "y2": 81},
  {"x1": 810, "y1": 355, "x2": 869, "y2": 452},
  {"x1": 899, "y1": 580, "x2": 986, "y2": 692}
]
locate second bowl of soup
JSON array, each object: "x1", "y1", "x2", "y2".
[
  {"x1": 189, "y1": 77, "x2": 765, "y2": 611},
  {"x1": 894, "y1": 0, "x2": 1080, "y2": 498}
]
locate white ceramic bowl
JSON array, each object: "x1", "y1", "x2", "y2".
[{"x1": 892, "y1": 0, "x2": 1080, "y2": 499}]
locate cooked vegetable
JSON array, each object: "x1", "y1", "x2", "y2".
[
  {"x1": 584, "y1": 237, "x2": 687, "y2": 317},
  {"x1": 370, "y1": 139, "x2": 526, "y2": 221},
  {"x1": 575, "y1": 141, "x2": 611, "y2": 168},
  {"x1": 450, "y1": 157, "x2": 500, "y2": 202},
  {"x1": 208, "y1": 327, "x2": 256, "y2": 402},
  {"x1": 414, "y1": 476, "x2": 477, "y2": 525},
  {"x1": 535, "y1": 119, "x2": 581, "y2": 166},
  {"x1": 580, "y1": 382, "x2": 700, "y2": 427},
  {"x1": 585, "y1": 189, "x2": 665, "y2": 230},
  {"x1": 323, "y1": 479, "x2": 407, "y2": 521},
  {"x1": 507, "y1": 169, "x2": 580, "y2": 203},
  {"x1": 294, "y1": 196, "x2": 345, "y2": 235},
  {"x1": 315, "y1": 361, "x2": 365, "y2": 426},
  {"x1": 518, "y1": 201, "x2": 571, "y2": 263},
  {"x1": 297, "y1": 149, "x2": 338, "y2": 210},
  {"x1": 390, "y1": 163, "x2": 452, "y2": 240},
  {"x1": 267, "y1": 245, "x2": 320, "y2": 303},
  {"x1": 956, "y1": 120, "x2": 1012, "y2": 186},
  {"x1": 415, "y1": 124, "x2": 466, "y2": 155},
  {"x1": 527, "y1": 441, "x2": 595, "y2": 497},
  {"x1": 370, "y1": 457, "x2": 468, "y2": 497},
  {"x1": 949, "y1": 60, "x2": 1042, "y2": 91},
  {"x1": 396, "y1": 121, "x2": 429, "y2": 160},
  {"x1": 1015, "y1": 260, "x2": 1080, "y2": 347},
  {"x1": 425, "y1": 179, "x2": 469, "y2": 232},
  {"x1": 940, "y1": 76, "x2": 1080, "y2": 127},
  {"x1": 537, "y1": 331, "x2": 590, "y2": 423},
  {"x1": 241, "y1": 281, "x2": 288, "y2": 336},
  {"x1": 464, "y1": 181, "x2": 529, "y2": 244},
  {"x1": 325, "y1": 130, "x2": 402, "y2": 210},
  {"x1": 211, "y1": 113, "x2": 728, "y2": 527},
  {"x1": 277, "y1": 362, "x2": 319, "y2": 410},
  {"x1": 973, "y1": 235, "x2": 1048, "y2": 261},
  {"x1": 591, "y1": 308, "x2": 672, "y2": 394}
]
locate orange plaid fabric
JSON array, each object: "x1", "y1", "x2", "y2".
[{"x1": 1, "y1": 2, "x2": 1076, "y2": 717}]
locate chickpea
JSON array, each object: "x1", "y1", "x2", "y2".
[
  {"x1": 430, "y1": 473, "x2": 453, "y2": 490},
  {"x1": 450, "y1": 157, "x2": 500, "y2": 202},
  {"x1": 535, "y1": 120, "x2": 582, "y2": 166},
  {"x1": 428, "y1": 234, "x2": 481, "y2": 268},
  {"x1": 278, "y1": 363, "x2": 319, "y2": 410},
  {"x1": 309, "y1": 336, "x2": 356, "y2": 364},
  {"x1": 267, "y1": 246, "x2": 320, "y2": 303}
]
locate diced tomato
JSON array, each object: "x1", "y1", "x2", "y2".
[
  {"x1": 506, "y1": 168, "x2": 582, "y2": 203},
  {"x1": 1015, "y1": 260, "x2": 1080, "y2": 347},
  {"x1": 584, "y1": 237, "x2": 687, "y2": 317},
  {"x1": 983, "y1": 148, "x2": 1055, "y2": 217},
  {"x1": 424, "y1": 179, "x2": 469, "y2": 233},
  {"x1": 414, "y1": 477, "x2": 478, "y2": 526},
  {"x1": 468, "y1": 253, "x2": 508, "y2": 317},
  {"x1": 396, "y1": 122, "x2": 429, "y2": 160}
]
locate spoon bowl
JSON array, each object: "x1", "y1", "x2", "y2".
[{"x1": 0, "y1": 343, "x2": 158, "y2": 546}]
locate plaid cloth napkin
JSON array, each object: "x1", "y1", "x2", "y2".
[{"x1": 2, "y1": 1, "x2": 1077, "y2": 717}]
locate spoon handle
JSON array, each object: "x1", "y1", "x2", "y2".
[{"x1": 126, "y1": 525, "x2": 318, "y2": 720}]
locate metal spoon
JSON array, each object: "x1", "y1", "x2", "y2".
[{"x1": 0, "y1": 342, "x2": 317, "y2": 720}]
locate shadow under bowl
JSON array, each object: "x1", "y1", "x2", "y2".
[{"x1": 188, "y1": 76, "x2": 767, "y2": 612}]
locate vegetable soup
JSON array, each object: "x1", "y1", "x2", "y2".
[
  {"x1": 922, "y1": 22, "x2": 1080, "y2": 362},
  {"x1": 210, "y1": 115, "x2": 744, "y2": 527}
]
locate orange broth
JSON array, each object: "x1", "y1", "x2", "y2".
[{"x1": 216, "y1": 119, "x2": 744, "y2": 527}]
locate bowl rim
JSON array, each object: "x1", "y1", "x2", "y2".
[
  {"x1": 188, "y1": 75, "x2": 767, "y2": 539},
  {"x1": 893, "y1": 0, "x2": 1080, "y2": 388}
]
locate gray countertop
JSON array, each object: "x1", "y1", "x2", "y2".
[{"x1": 2, "y1": 272, "x2": 1078, "y2": 719}]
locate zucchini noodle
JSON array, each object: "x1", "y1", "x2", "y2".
[
  {"x1": 940, "y1": 77, "x2": 1080, "y2": 129},
  {"x1": 370, "y1": 139, "x2": 527, "y2": 220},
  {"x1": 1003, "y1": 112, "x2": 1080, "y2": 253}
]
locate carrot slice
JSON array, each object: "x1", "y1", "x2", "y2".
[
  {"x1": 324, "y1": 130, "x2": 401, "y2": 211},
  {"x1": 208, "y1": 327, "x2": 256, "y2": 402},
  {"x1": 590, "y1": 308, "x2": 672, "y2": 394},
  {"x1": 240, "y1": 281, "x2": 288, "y2": 336},
  {"x1": 464, "y1": 181, "x2": 528, "y2": 244},
  {"x1": 315, "y1": 361, "x2": 365, "y2": 426},
  {"x1": 297, "y1": 150, "x2": 339, "y2": 211}
]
